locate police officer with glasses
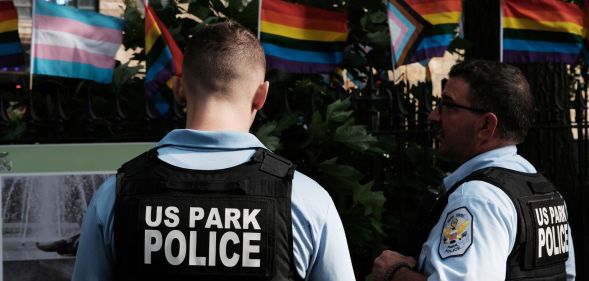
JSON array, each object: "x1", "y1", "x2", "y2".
[
  {"x1": 372, "y1": 60, "x2": 575, "y2": 281},
  {"x1": 72, "y1": 20, "x2": 355, "y2": 281}
]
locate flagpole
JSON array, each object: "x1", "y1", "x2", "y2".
[
  {"x1": 391, "y1": 43, "x2": 397, "y2": 85},
  {"x1": 257, "y1": 0, "x2": 261, "y2": 39},
  {"x1": 499, "y1": 0, "x2": 503, "y2": 62},
  {"x1": 29, "y1": 0, "x2": 36, "y2": 91}
]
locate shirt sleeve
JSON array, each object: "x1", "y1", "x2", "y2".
[
  {"x1": 71, "y1": 176, "x2": 116, "y2": 281},
  {"x1": 423, "y1": 181, "x2": 517, "y2": 281},
  {"x1": 305, "y1": 201, "x2": 356, "y2": 281},
  {"x1": 565, "y1": 222, "x2": 576, "y2": 280}
]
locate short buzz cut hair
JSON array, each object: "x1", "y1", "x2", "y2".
[
  {"x1": 449, "y1": 60, "x2": 534, "y2": 143},
  {"x1": 182, "y1": 20, "x2": 266, "y2": 93}
]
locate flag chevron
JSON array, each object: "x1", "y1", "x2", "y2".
[
  {"x1": 260, "y1": 0, "x2": 348, "y2": 74},
  {"x1": 387, "y1": 0, "x2": 429, "y2": 67}
]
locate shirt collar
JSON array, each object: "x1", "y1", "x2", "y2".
[
  {"x1": 156, "y1": 129, "x2": 267, "y2": 151},
  {"x1": 442, "y1": 145, "x2": 535, "y2": 190}
]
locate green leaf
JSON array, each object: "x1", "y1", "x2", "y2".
[
  {"x1": 370, "y1": 218, "x2": 384, "y2": 235},
  {"x1": 237, "y1": 0, "x2": 259, "y2": 31},
  {"x1": 189, "y1": 4, "x2": 211, "y2": 19},
  {"x1": 275, "y1": 113, "x2": 298, "y2": 131},
  {"x1": 317, "y1": 158, "x2": 362, "y2": 192},
  {"x1": 211, "y1": 0, "x2": 227, "y2": 14},
  {"x1": 254, "y1": 113, "x2": 298, "y2": 151},
  {"x1": 326, "y1": 97, "x2": 353, "y2": 123},
  {"x1": 366, "y1": 29, "x2": 390, "y2": 49},
  {"x1": 359, "y1": 14, "x2": 370, "y2": 29},
  {"x1": 353, "y1": 181, "x2": 386, "y2": 218},
  {"x1": 307, "y1": 111, "x2": 328, "y2": 145},
  {"x1": 255, "y1": 121, "x2": 280, "y2": 151},
  {"x1": 369, "y1": 10, "x2": 387, "y2": 24},
  {"x1": 333, "y1": 124, "x2": 377, "y2": 151},
  {"x1": 112, "y1": 61, "x2": 141, "y2": 95}
]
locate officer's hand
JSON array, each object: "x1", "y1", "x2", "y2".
[{"x1": 372, "y1": 250, "x2": 416, "y2": 281}]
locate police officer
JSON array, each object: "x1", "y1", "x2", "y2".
[
  {"x1": 72, "y1": 21, "x2": 355, "y2": 281},
  {"x1": 372, "y1": 60, "x2": 576, "y2": 281}
]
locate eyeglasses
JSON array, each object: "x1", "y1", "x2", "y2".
[{"x1": 434, "y1": 97, "x2": 488, "y2": 114}]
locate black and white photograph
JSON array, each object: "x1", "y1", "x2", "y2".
[{"x1": 1, "y1": 173, "x2": 111, "y2": 281}]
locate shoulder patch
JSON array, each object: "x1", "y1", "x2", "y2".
[{"x1": 438, "y1": 207, "x2": 473, "y2": 259}]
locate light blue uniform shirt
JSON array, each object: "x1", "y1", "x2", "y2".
[
  {"x1": 72, "y1": 129, "x2": 355, "y2": 281},
  {"x1": 418, "y1": 145, "x2": 576, "y2": 280}
]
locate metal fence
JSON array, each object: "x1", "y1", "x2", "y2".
[
  {"x1": 1, "y1": 67, "x2": 588, "y2": 278},
  {"x1": 353, "y1": 71, "x2": 589, "y2": 280}
]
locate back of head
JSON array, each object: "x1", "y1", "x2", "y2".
[
  {"x1": 449, "y1": 59, "x2": 533, "y2": 143},
  {"x1": 182, "y1": 20, "x2": 266, "y2": 97}
]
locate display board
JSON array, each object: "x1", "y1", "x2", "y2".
[{"x1": 0, "y1": 143, "x2": 153, "y2": 281}]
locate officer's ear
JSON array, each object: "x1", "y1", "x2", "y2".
[
  {"x1": 173, "y1": 76, "x2": 186, "y2": 106},
  {"x1": 478, "y1": 112, "x2": 499, "y2": 139},
  {"x1": 252, "y1": 81, "x2": 269, "y2": 111}
]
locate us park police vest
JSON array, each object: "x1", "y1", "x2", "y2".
[
  {"x1": 413, "y1": 167, "x2": 569, "y2": 280},
  {"x1": 113, "y1": 147, "x2": 302, "y2": 281}
]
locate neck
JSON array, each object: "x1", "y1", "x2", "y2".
[
  {"x1": 457, "y1": 138, "x2": 517, "y2": 165},
  {"x1": 185, "y1": 99, "x2": 253, "y2": 132}
]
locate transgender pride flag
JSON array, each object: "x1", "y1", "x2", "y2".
[{"x1": 32, "y1": 0, "x2": 123, "y2": 83}]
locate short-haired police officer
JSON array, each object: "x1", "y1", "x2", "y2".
[
  {"x1": 372, "y1": 60, "x2": 576, "y2": 281},
  {"x1": 72, "y1": 21, "x2": 355, "y2": 281}
]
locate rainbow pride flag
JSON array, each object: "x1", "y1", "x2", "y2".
[
  {"x1": 387, "y1": 0, "x2": 429, "y2": 67},
  {"x1": 259, "y1": 0, "x2": 348, "y2": 74},
  {"x1": 583, "y1": 0, "x2": 589, "y2": 65},
  {"x1": 405, "y1": 0, "x2": 461, "y2": 64},
  {"x1": 145, "y1": 3, "x2": 183, "y2": 116},
  {"x1": 0, "y1": 0, "x2": 24, "y2": 67},
  {"x1": 32, "y1": 0, "x2": 123, "y2": 83},
  {"x1": 502, "y1": 0, "x2": 584, "y2": 64}
]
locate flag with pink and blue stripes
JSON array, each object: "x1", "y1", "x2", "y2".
[{"x1": 32, "y1": 0, "x2": 123, "y2": 83}]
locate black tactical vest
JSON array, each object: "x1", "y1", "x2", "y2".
[
  {"x1": 113, "y1": 147, "x2": 302, "y2": 281},
  {"x1": 413, "y1": 167, "x2": 569, "y2": 280}
]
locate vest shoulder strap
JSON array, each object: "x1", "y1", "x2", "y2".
[
  {"x1": 117, "y1": 148, "x2": 157, "y2": 176},
  {"x1": 251, "y1": 148, "x2": 296, "y2": 180}
]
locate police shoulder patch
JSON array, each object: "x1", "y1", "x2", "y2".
[{"x1": 438, "y1": 207, "x2": 473, "y2": 259}]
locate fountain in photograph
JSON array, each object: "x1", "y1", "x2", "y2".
[{"x1": 2, "y1": 173, "x2": 110, "y2": 261}]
